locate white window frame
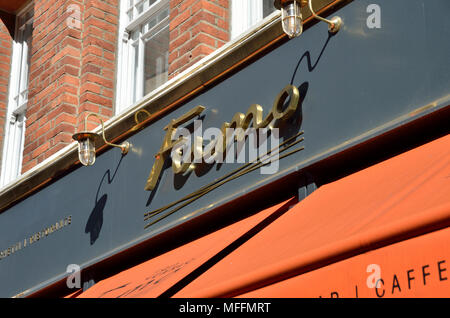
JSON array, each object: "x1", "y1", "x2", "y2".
[
  {"x1": 231, "y1": 0, "x2": 276, "y2": 40},
  {"x1": 115, "y1": 0, "x2": 170, "y2": 114},
  {"x1": 0, "y1": 3, "x2": 34, "y2": 187}
]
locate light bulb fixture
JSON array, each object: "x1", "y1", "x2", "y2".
[
  {"x1": 274, "y1": 0, "x2": 342, "y2": 38},
  {"x1": 72, "y1": 113, "x2": 130, "y2": 166},
  {"x1": 274, "y1": 0, "x2": 306, "y2": 38}
]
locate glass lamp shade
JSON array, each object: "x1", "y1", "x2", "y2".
[
  {"x1": 73, "y1": 132, "x2": 98, "y2": 166},
  {"x1": 78, "y1": 137, "x2": 96, "y2": 166},
  {"x1": 281, "y1": 1, "x2": 303, "y2": 38}
]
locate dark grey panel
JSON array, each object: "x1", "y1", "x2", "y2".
[{"x1": 0, "y1": 0, "x2": 449, "y2": 297}]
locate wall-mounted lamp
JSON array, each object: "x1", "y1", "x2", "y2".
[
  {"x1": 72, "y1": 113, "x2": 130, "y2": 166},
  {"x1": 274, "y1": 0, "x2": 342, "y2": 38}
]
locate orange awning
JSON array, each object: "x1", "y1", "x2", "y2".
[
  {"x1": 239, "y1": 224, "x2": 450, "y2": 298},
  {"x1": 75, "y1": 134, "x2": 450, "y2": 298},
  {"x1": 76, "y1": 198, "x2": 295, "y2": 298},
  {"x1": 173, "y1": 134, "x2": 450, "y2": 297}
]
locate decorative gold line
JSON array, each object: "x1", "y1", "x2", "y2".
[
  {"x1": 144, "y1": 131, "x2": 304, "y2": 219},
  {"x1": 144, "y1": 137, "x2": 305, "y2": 220},
  {"x1": 144, "y1": 136, "x2": 305, "y2": 220},
  {"x1": 144, "y1": 145, "x2": 305, "y2": 229},
  {"x1": 144, "y1": 132, "x2": 306, "y2": 228}
]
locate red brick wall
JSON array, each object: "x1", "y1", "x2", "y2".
[
  {"x1": 24, "y1": 0, "x2": 83, "y2": 172},
  {"x1": 169, "y1": 0, "x2": 230, "y2": 78},
  {"x1": 23, "y1": 0, "x2": 231, "y2": 173},
  {"x1": 78, "y1": 0, "x2": 118, "y2": 134},
  {"x1": 0, "y1": 12, "x2": 14, "y2": 169},
  {"x1": 22, "y1": 0, "x2": 119, "y2": 173},
  {"x1": 2, "y1": 0, "x2": 232, "y2": 176}
]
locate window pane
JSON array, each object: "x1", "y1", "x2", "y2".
[
  {"x1": 123, "y1": 3, "x2": 171, "y2": 107},
  {"x1": 133, "y1": 42, "x2": 139, "y2": 103},
  {"x1": 119, "y1": 0, "x2": 277, "y2": 113},
  {"x1": 127, "y1": 9, "x2": 133, "y2": 23},
  {"x1": 136, "y1": 2, "x2": 143, "y2": 15},
  {"x1": 263, "y1": 0, "x2": 276, "y2": 18},
  {"x1": 157, "y1": 8, "x2": 169, "y2": 22},
  {"x1": 143, "y1": 25, "x2": 169, "y2": 95},
  {"x1": 231, "y1": 0, "x2": 276, "y2": 39},
  {"x1": 143, "y1": 0, "x2": 149, "y2": 11},
  {"x1": 147, "y1": 17, "x2": 157, "y2": 31}
]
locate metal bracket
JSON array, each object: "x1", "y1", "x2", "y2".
[{"x1": 297, "y1": 171, "x2": 317, "y2": 202}]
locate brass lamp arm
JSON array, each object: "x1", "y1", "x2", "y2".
[
  {"x1": 307, "y1": 0, "x2": 342, "y2": 34},
  {"x1": 84, "y1": 112, "x2": 130, "y2": 154}
]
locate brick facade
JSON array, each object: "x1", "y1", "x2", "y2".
[
  {"x1": 24, "y1": 0, "x2": 82, "y2": 171},
  {"x1": 22, "y1": 0, "x2": 119, "y2": 172},
  {"x1": 169, "y1": 0, "x2": 230, "y2": 78},
  {"x1": 78, "y1": 0, "x2": 118, "y2": 133},
  {"x1": 0, "y1": 0, "x2": 232, "y2": 180}
]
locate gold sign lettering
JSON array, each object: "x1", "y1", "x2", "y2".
[
  {"x1": 0, "y1": 215, "x2": 73, "y2": 262},
  {"x1": 144, "y1": 106, "x2": 205, "y2": 191},
  {"x1": 145, "y1": 84, "x2": 300, "y2": 191}
]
